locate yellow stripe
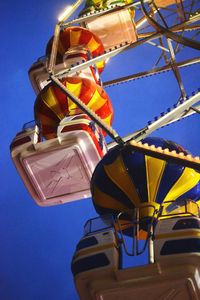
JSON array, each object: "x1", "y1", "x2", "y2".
[
  {"x1": 41, "y1": 88, "x2": 65, "y2": 120},
  {"x1": 96, "y1": 60, "x2": 105, "y2": 70},
  {"x1": 161, "y1": 200, "x2": 199, "y2": 217},
  {"x1": 87, "y1": 36, "x2": 100, "y2": 52},
  {"x1": 164, "y1": 168, "x2": 200, "y2": 202},
  {"x1": 87, "y1": 89, "x2": 106, "y2": 111},
  {"x1": 96, "y1": 60, "x2": 104, "y2": 68},
  {"x1": 74, "y1": 242, "x2": 117, "y2": 259},
  {"x1": 145, "y1": 156, "x2": 166, "y2": 203},
  {"x1": 155, "y1": 230, "x2": 200, "y2": 240},
  {"x1": 138, "y1": 202, "x2": 161, "y2": 219},
  {"x1": 70, "y1": 30, "x2": 82, "y2": 47},
  {"x1": 66, "y1": 81, "x2": 82, "y2": 113},
  {"x1": 104, "y1": 154, "x2": 141, "y2": 206},
  {"x1": 93, "y1": 186, "x2": 128, "y2": 212},
  {"x1": 103, "y1": 114, "x2": 112, "y2": 125},
  {"x1": 66, "y1": 81, "x2": 82, "y2": 97}
]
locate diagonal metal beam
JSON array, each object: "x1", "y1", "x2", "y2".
[
  {"x1": 61, "y1": 0, "x2": 151, "y2": 28},
  {"x1": 166, "y1": 38, "x2": 186, "y2": 99},
  {"x1": 133, "y1": 91, "x2": 200, "y2": 142},
  {"x1": 50, "y1": 75, "x2": 124, "y2": 145},
  {"x1": 103, "y1": 57, "x2": 200, "y2": 87},
  {"x1": 47, "y1": 24, "x2": 60, "y2": 74},
  {"x1": 141, "y1": 0, "x2": 200, "y2": 50},
  {"x1": 54, "y1": 32, "x2": 163, "y2": 79},
  {"x1": 108, "y1": 91, "x2": 200, "y2": 148}
]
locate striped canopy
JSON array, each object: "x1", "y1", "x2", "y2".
[
  {"x1": 91, "y1": 137, "x2": 200, "y2": 233},
  {"x1": 34, "y1": 77, "x2": 113, "y2": 139},
  {"x1": 46, "y1": 26, "x2": 105, "y2": 73}
]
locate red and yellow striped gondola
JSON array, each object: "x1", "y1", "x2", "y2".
[
  {"x1": 34, "y1": 76, "x2": 113, "y2": 139},
  {"x1": 46, "y1": 26, "x2": 105, "y2": 74}
]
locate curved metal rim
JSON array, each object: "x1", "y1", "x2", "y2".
[{"x1": 140, "y1": 0, "x2": 200, "y2": 50}]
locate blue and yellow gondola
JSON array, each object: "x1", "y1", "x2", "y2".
[{"x1": 91, "y1": 137, "x2": 200, "y2": 237}]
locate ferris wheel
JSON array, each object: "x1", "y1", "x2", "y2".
[
  {"x1": 46, "y1": 0, "x2": 200, "y2": 163},
  {"x1": 10, "y1": 0, "x2": 200, "y2": 207},
  {"x1": 9, "y1": 1, "x2": 200, "y2": 299}
]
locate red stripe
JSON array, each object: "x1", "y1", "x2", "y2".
[
  {"x1": 42, "y1": 124, "x2": 57, "y2": 137},
  {"x1": 79, "y1": 78, "x2": 96, "y2": 105},
  {"x1": 95, "y1": 100, "x2": 113, "y2": 122},
  {"x1": 34, "y1": 95, "x2": 61, "y2": 123},
  {"x1": 96, "y1": 84, "x2": 109, "y2": 99},
  {"x1": 51, "y1": 84, "x2": 69, "y2": 115},
  {"x1": 79, "y1": 28, "x2": 93, "y2": 47},
  {"x1": 64, "y1": 77, "x2": 82, "y2": 85}
]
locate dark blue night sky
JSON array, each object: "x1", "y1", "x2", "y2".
[{"x1": 1, "y1": 1, "x2": 200, "y2": 299}]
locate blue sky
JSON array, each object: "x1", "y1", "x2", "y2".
[{"x1": 1, "y1": 1, "x2": 200, "y2": 299}]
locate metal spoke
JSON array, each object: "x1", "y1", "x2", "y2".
[
  {"x1": 167, "y1": 38, "x2": 186, "y2": 99},
  {"x1": 103, "y1": 57, "x2": 200, "y2": 87},
  {"x1": 50, "y1": 75, "x2": 125, "y2": 145}
]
